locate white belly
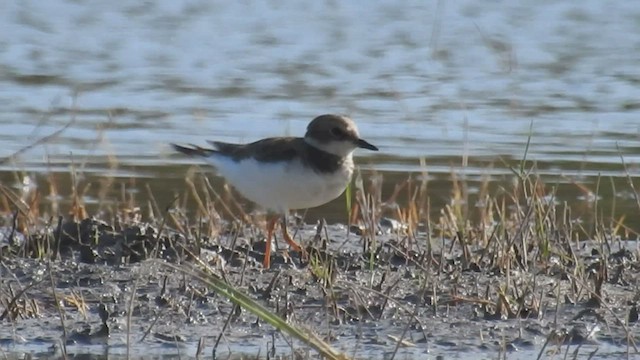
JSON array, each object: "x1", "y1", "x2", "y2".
[{"x1": 206, "y1": 155, "x2": 354, "y2": 213}]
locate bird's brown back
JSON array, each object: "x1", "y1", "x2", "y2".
[{"x1": 210, "y1": 137, "x2": 345, "y2": 173}]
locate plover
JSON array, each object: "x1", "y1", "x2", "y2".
[{"x1": 172, "y1": 114, "x2": 378, "y2": 268}]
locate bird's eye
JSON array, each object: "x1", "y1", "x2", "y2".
[{"x1": 331, "y1": 127, "x2": 344, "y2": 138}]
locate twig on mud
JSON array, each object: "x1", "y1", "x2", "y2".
[
  {"x1": 212, "y1": 246, "x2": 247, "y2": 359},
  {"x1": 126, "y1": 278, "x2": 139, "y2": 360},
  {"x1": 388, "y1": 275, "x2": 429, "y2": 360},
  {"x1": 0, "y1": 279, "x2": 43, "y2": 321},
  {"x1": 346, "y1": 282, "x2": 427, "y2": 329},
  {"x1": 151, "y1": 195, "x2": 180, "y2": 260},
  {"x1": 213, "y1": 304, "x2": 237, "y2": 359},
  {"x1": 48, "y1": 260, "x2": 68, "y2": 359},
  {"x1": 139, "y1": 310, "x2": 161, "y2": 342},
  {"x1": 565, "y1": 272, "x2": 638, "y2": 353}
]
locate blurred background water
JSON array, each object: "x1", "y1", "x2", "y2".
[{"x1": 0, "y1": 0, "x2": 639, "y2": 223}]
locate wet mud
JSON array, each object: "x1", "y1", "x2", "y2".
[{"x1": 1, "y1": 214, "x2": 638, "y2": 359}]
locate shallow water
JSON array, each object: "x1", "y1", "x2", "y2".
[{"x1": 1, "y1": 0, "x2": 640, "y2": 358}]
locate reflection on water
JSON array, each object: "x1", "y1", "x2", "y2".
[{"x1": 0, "y1": 163, "x2": 637, "y2": 237}]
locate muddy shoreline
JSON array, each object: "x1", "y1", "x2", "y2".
[{"x1": 1, "y1": 211, "x2": 638, "y2": 359}]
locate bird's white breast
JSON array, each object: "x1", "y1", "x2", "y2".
[{"x1": 205, "y1": 154, "x2": 354, "y2": 213}]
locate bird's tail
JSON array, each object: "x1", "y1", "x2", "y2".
[{"x1": 171, "y1": 144, "x2": 216, "y2": 157}]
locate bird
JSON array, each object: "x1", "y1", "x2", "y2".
[{"x1": 172, "y1": 114, "x2": 378, "y2": 268}]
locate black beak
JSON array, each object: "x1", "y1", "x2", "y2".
[{"x1": 356, "y1": 138, "x2": 378, "y2": 151}]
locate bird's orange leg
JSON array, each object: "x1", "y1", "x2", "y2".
[
  {"x1": 263, "y1": 216, "x2": 278, "y2": 269},
  {"x1": 281, "y1": 216, "x2": 307, "y2": 259}
]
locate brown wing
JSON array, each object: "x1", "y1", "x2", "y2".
[
  {"x1": 172, "y1": 143, "x2": 217, "y2": 157},
  {"x1": 208, "y1": 137, "x2": 302, "y2": 163}
]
